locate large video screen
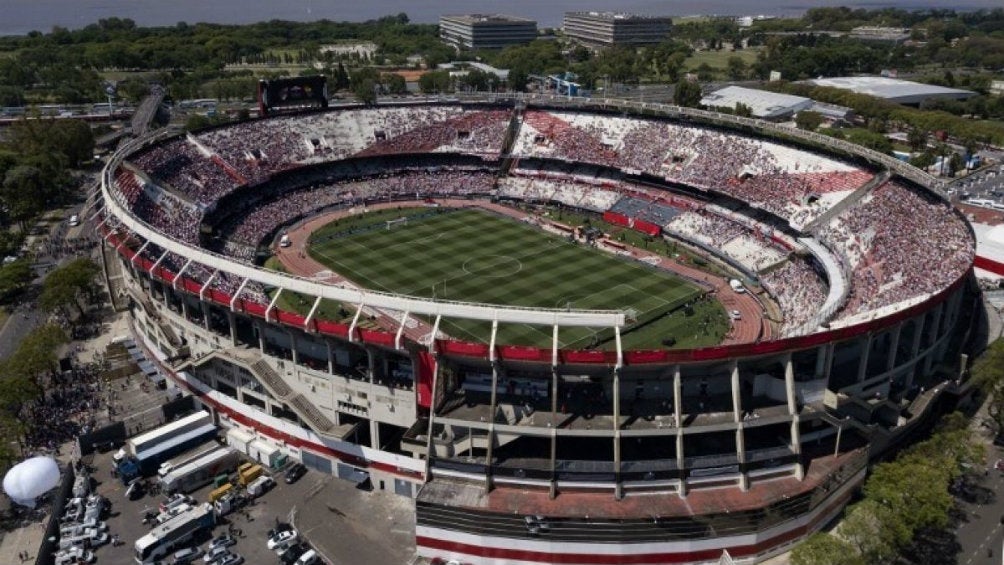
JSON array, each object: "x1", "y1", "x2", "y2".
[{"x1": 258, "y1": 76, "x2": 328, "y2": 113}]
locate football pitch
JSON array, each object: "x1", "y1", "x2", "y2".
[{"x1": 307, "y1": 207, "x2": 727, "y2": 349}]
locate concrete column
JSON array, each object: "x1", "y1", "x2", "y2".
[
  {"x1": 814, "y1": 345, "x2": 827, "y2": 378},
  {"x1": 907, "y1": 314, "x2": 926, "y2": 387},
  {"x1": 886, "y1": 323, "x2": 902, "y2": 373},
  {"x1": 289, "y1": 332, "x2": 298, "y2": 366},
  {"x1": 485, "y1": 361, "x2": 500, "y2": 491},
  {"x1": 736, "y1": 426, "x2": 748, "y2": 491},
  {"x1": 929, "y1": 303, "x2": 944, "y2": 346},
  {"x1": 784, "y1": 353, "x2": 797, "y2": 415},
  {"x1": 326, "y1": 342, "x2": 334, "y2": 375},
  {"x1": 791, "y1": 416, "x2": 804, "y2": 480},
  {"x1": 202, "y1": 301, "x2": 212, "y2": 331},
  {"x1": 227, "y1": 311, "x2": 238, "y2": 346},
  {"x1": 257, "y1": 323, "x2": 265, "y2": 353},
  {"x1": 367, "y1": 349, "x2": 376, "y2": 382},
  {"x1": 823, "y1": 342, "x2": 835, "y2": 383},
  {"x1": 731, "y1": 360, "x2": 742, "y2": 423},
  {"x1": 370, "y1": 419, "x2": 381, "y2": 450},
  {"x1": 857, "y1": 334, "x2": 872, "y2": 383},
  {"x1": 612, "y1": 366, "x2": 622, "y2": 500},
  {"x1": 180, "y1": 297, "x2": 188, "y2": 319},
  {"x1": 672, "y1": 365, "x2": 682, "y2": 429},
  {"x1": 676, "y1": 431, "x2": 686, "y2": 498}
]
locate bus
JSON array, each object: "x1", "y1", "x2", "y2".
[{"x1": 134, "y1": 503, "x2": 215, "y2": 564}]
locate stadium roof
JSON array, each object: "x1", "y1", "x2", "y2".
[
  {"x1": 700, "y1": 86, "x2": 813, "y2": 119},
  {"x1": 805, "y1": 76, "x2": 975, "y2": 105}
]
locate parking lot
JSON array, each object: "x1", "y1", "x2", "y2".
[{"x1": 82, "y1": 445, "x2": 416, "y2": 565}]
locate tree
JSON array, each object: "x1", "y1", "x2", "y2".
[
  {"x1": 791, "y1": 533, "x2": 863, "y2": 565},
  {"x1": 734, "y1": 102, "x2": 753, "y2": 118},
  {"x1": 726, "y1": 56, "x2": 748, "y2": 80},
  {"x1": 0, "y1": 258, "x2": 34, "y2": 302},
  {"x1": 839, "y1": 500, "x2": 905, "y2": 563},
  {"x1": 418, "y1": 70, "x2": 451, "y2": 94},
  {"x1": 351, "y1": 78, "x2": 377, "y2": 105},
  {"x1": 382, "y1": 73, "x2": 407, "y2": 95},
  {"x1": 795, "y1": 111, "x2": 824, "y2": 131},
  {"x1": 863, "y1": 459, "x2": 954, "y2": 536},
  {"x1": 673, "y1": 78, "x2": 702, "y2": 108},
  {"x1": 39, "y1": 257, "x2": 100, "y2": 318},
  {"x1": 907, "y1": 128, "x2": 929, "y2": 151}
]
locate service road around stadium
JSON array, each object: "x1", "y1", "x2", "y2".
[{"x1": 275, "y1": 199, "x2": 768, "y2": 348}]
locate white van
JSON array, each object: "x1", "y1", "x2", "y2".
[
  {"x1": 729, "y1": 279, "x2": 746, "y2": 293},
  {"x1": 296, "y1": 549, "x2": 320, "y2": 565},
  {"x1": 68, "y1": 214, "x2": 80, "y2": 227},
  {"x1": 247, "y1": 475, "x2": 275, "y2": 498},
  {"x1": 279, "y1": 234, "x2": 291, "y2": 248}
]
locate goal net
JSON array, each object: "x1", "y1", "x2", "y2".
[{"x1": 386, "y1": 217, "x2": 408, "y2": 230}]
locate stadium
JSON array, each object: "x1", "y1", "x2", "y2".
[{"x1": 97, "y1": 91, "x2": 979, "y2": 565}]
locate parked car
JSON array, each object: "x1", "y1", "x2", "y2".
[
  {"x1": 284, "y1": 463, "x2": 307, "y2": 484},
  {"x1": 217, "y1": 553, "x2": 244, "y2": 565},
  {"x1": 203, "y1": 545, "x2": 229, "y2": 563},
  {"x1": 206, "y1": 533, "x2": 237, "y2": 552},
  {"x1": 172, "y1": 546, "x2": 203, "y2": 564},
  {"x1": 267, "y1": 529, "x2": 299, "y2": 550}
]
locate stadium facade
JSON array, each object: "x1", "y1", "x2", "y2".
[{"x1": 97, "y1": 95, "x2": 979, "y2": 565}]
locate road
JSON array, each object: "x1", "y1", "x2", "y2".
[{"x1": 956, "y1": 452, "x2": 1004, "y2": 565}]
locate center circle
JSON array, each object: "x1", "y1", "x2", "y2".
[{"x1": 462, "y1": 255, "x2": 523, "y2": 278}]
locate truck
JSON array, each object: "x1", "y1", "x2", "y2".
[
  {"x1": 157, "y1": 440, "x2": 222, "y2": 478},
  {"x1": 115, "y1": 411, "x2": 217, "y2": 483},
  {"x1": 237, "y1": 463, "x2": 264, "y2": 486},
  {"x1": 159, "y1": 448, "x2": 240, "y2": 494}
]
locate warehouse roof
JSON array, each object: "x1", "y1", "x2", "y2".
[
  {"x1": 806, "y1": 76, "x2": 975, "y2": 105},
  {"x1": 700, "y1": 86, "x2": 813, "y2": 119}
]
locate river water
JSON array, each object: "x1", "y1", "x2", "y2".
[{"x1": 3, "y1": 0, "x2": 1001, "y2": 37}]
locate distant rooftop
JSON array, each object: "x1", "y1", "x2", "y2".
[
  {"x1": 806, "y1": 76, "x2": 975, "y2": 104},
  {"x1": 441, "y1": 14, "x2": 536, "y2": 24},
  {"x1": 700, "y1": 86, "x2": 812, "y2": 119},
  {"x1": 565, "y1": 11, "x2": 673, "y2": 21}
]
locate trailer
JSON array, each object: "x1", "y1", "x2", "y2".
[
  {"x1": 116, "y1": 412, "x2": 217, "y2": 483},
  {"x1": 160, "y1": 448, "x2": 240, "y2": 494},
  {"x1": 157, "y1": 440, "x2": 222, "y2": 478},
  {"x1": 122, "y1": 411, "x2": 213, "y2": 459}
]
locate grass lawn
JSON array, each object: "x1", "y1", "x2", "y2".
[
  {"x1": 684, "y1": 47, "x2": 761, "y2": 72},
  {"x1": 306, "y1": 208, "x2": 727, "y2": 349}
]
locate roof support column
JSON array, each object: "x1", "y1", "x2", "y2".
[
  {"x1": 265, "y1": 288, "x2": 283, "y2": 323},
  {"x1": 173, "y1": 259, "x2": 192, "y2": 291},
  {"x1": 199, "y1": 271, "x2": 218, "y2": 303},
  {"x1": 394, "y1": 311, "x2": 411, "y2": 350},
  {"x1": 304, "y1": 296, "x2": 323, "y2": 332},
  {"x1": 229, "y1": 278, "x2": 249, "y2": 312},
  {"x1": 131, "y1": 241, "x2": 149, "y2": 268},
  {"x1": 348, "y1": 304, "x2": 364, "y2": 343}
]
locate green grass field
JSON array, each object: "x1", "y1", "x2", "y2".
[{"x1": 304, "y1": 208, "x2": 728, "y2": 350}]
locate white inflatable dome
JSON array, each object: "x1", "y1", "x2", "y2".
[{"x1": 3, "y1": 456, "x2": 60, "y2": 508}]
